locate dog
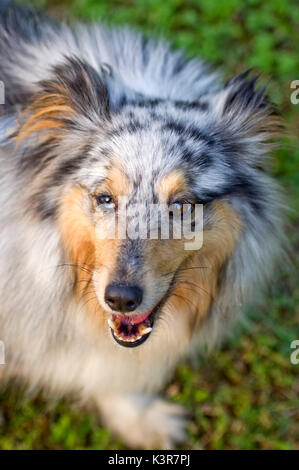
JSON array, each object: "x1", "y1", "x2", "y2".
[{"x1": 0, "y1": 2, "x2": 283, "y2": 448}]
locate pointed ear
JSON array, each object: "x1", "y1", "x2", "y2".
[
  {"x1": 17, "y1": 57, "x2": 110, "y2": 144},
  {"x1": 210, "y1": 71, "x2": 281, "y2": 156},
  {"x1": 218, "y1": 71, "x2": 267, "y2": 114}
]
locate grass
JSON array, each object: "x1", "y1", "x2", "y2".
[{"x1": 0, "y1": 0, "x2": 298, "y2": 450}]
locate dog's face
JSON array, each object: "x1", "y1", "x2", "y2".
[
  {"x1": 17, "y1": 58, "x2": 278, "y2": 349},
  {"x1": 58, "y1": 127, "x2": 241, "y2": 348}
]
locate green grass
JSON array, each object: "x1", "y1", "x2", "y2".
[{"x1": 0, "y1": 0, "x2": 298, "y2": 450}]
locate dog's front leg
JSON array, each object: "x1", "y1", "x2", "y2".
[{"x1": 96, "y1": 393, "x2": 187, "y2": 449}]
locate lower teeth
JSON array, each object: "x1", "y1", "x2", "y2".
[
  {"x1": 115, "y1": 333, "x2": 142, "y2": 342},
  {"x1": 108, "y1": 318, "x2": 152, "y2": 342}
]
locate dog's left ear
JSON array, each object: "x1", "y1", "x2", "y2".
[
  {"x1": 213, "y1": 70, "x2": 267, "y2": 115},
  {"x1": 210, "y1": 71, "x2": 281, "y2": 158},
  {"x1": 17, "y1": 56, "x2": 110, "y2": 143}
]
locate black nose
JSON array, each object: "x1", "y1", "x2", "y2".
[{"x1": 104, "y1": 283, "x2": 143, "y2": 312}]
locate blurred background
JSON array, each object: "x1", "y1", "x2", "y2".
[{"x1": 0, "y1": 0, "x2": 298, "y2": 450}]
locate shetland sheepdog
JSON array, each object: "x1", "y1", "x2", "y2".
[{"x1": 0, "y1": 2, "x2": 283, "y2": 448}]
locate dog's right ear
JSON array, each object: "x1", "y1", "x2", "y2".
[
  {"x1": 50, "y1": 57, "x2": 111, "y2": 123},
  {"x1": 207, "y1": 70, "x2": 281, "y2": 163},
  {"x1": 17, "y1": 56, "x2": 110, "y2": 143}
]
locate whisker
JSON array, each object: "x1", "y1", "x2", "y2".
[
  {"x1": 81, "y1": 296, "x2": 98, "y2": 309},
  {"x1": 57, "y1": 262, "x2": 113, "y2": 275},
  {"x1": 79, "y1": 289, "x2": 95, "y2": 298},
  {"x1": 56, "y1": 263, "x2": 93, "y2": 274},
  {"x1": 161, "y1": 266, "x2": 208, "y2": 277},
  {"x1": 171, "y1": 292, "x2": 196, "y2": 310},
  {"x1": 179, "y1": 266, "x2": 209, "y2": 272},
  {"x1": 175, "y1": 279, "x2": 211, "y2": 297}
]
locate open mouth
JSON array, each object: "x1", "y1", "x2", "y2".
[
  {"x1": 106, "y1": 281, "x2": 175, "y2": 348},
  {"x1": 108, "y1": 310, "x2": 154, "y2": 348}
]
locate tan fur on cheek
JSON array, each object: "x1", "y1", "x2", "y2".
[
  {"x1": 58, "y1": 186, "x2": 96, "y2": 292},
  {"x1": 201, "y1": 201, "x2": 242, "y2": 261},
  {"x1": 168, "y1": 201, "x2": 242, "y2": 331}
]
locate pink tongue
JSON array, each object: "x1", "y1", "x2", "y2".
[{"x1": 114, "y1": 311, "x2": 152, "y2": 325}]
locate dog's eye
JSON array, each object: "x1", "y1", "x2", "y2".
[
  {"x1": 169, "y1": 199, "x2": 193, "y2": 216},
  {"x1": 95, "y1": 194, "x2": 115, "y2": 210}
]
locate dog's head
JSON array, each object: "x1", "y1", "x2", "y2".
[{"x1": 17, "y1": 57, "x2": 281, "y2": 350}]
